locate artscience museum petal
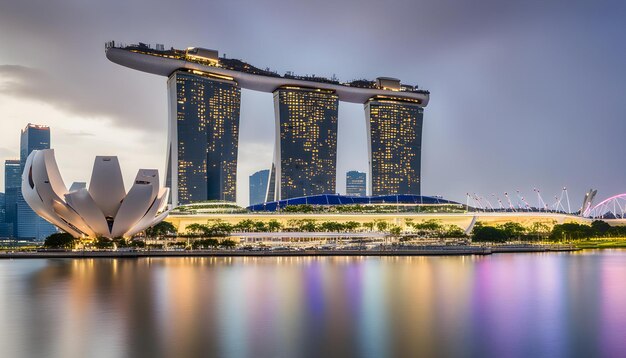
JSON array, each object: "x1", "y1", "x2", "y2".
[{"x1": 21, "y1": 149, "x2": 169, "y2": 239}]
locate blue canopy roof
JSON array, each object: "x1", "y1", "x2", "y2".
[{"x1": 247, "y1": 194, "x2": 460, "y2": 212}]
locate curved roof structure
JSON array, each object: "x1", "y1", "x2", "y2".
[{"x1": 105, "y1": 44, "x2": 430, "y2": 106}]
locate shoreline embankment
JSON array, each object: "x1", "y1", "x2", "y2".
[{"x1": 0, "y1": 245, "x2": 583, "y2": 259}]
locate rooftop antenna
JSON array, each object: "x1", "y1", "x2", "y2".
[
  {"x1": 482, "y1": 195, "x2": 495, "y2": 211},
  {"x1": 534, "y1": 188, "x2": 548, "y2": 211},
  {"x1": 504, "y1": 192, "x2": 516, "y2": 212},
  {"x1": 552, "y1": 195, "x2": 560, "y2": 212},
  {"x1": 552, "y1": 187, "x2": 569, "y2": 213},
  {"x1": 515, "y1": 190, "x2": 526, "y2": 211},
  {"x1": 473, "y1": 193, "x2": 484, "y2": 212},
  {"x1": 493, "y1": 193, "x2": 505, "y2": 210}
]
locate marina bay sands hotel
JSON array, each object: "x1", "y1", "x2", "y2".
[{"x1": 105, "y1": 42, "x2": 430, "y2": 207}]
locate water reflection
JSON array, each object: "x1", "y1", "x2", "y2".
[{"x1": 0, "y1": 252, "x2": 625, "y2": 357}]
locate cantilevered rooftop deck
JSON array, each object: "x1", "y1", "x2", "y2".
[{"x1": 105, "y1": 42, "x2": 430, "y2": 106}]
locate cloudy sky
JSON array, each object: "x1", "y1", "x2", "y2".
[{"x1": 0, "y1": 0, "x2": 624, "y2": 208}]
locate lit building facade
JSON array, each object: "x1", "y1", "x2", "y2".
[
  {"x1": 106, "y1": 43, "x2": 431, "y2": 205},
  {"x1": 249, "y1": 169, "x2": 270, "y2": 206},
  {"x1": 17, "y1": 124, "x2": 57, "y2": 240},
  {"x1": 346, "y1": 171, "x2": 367, "y2": 197},
  {"x1": 270, "y1": 87, "x2": 338, "y2": 200},
  {"x1": 167, "y1": 70, "x2": 241, "y2": 206},
  {"x1": 365, "y1": 97, "x2": 423, "y2": 196}
]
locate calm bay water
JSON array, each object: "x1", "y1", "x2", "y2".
[{"x1": 1, "y1": 251, "x2": 625, "y2": 358}]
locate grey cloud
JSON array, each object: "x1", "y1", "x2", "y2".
[
  {"x1": 66, "y1": 130, "x2": 96, "y2": 138},
  {"x1": 0, "y1": 147, "x2": 18, "y2": 159},
  {"x1": 0, "y1": 64, "x2": 164, "y2": 133}
]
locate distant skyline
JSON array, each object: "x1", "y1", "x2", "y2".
[{"x1": 0, "y1": 0, "x2": 625, "y2": 208}]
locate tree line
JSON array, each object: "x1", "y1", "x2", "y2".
[{"x1": 471, "y1": 220, "x2": 626, "y2": 242}]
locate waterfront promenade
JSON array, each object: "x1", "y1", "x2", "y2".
[{"x1": 0, "y1": 245, "x2": 579, "y2": 259}]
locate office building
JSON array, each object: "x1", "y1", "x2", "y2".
[
  {"x1": 166, "y1": 69, "x2": 241, "y2": 206},
  {"x1": 269, "y1": 87, "x2": 338, "y2": 200},
  {"x1": 365, "y1": 97, "x2": 423, "y2": 196},
  {"x1": 346, "y1": 171, "x2": 366, "y2": 197},
  {"x1": 17, "y1": 124, "x2": 57, "y2": 240},
  {"x1": 249, "y1": 169, "x2": 270, "y2": 206},
  {"x1": 0, "y1": 192, "x2": 4, "y2": 224},
  {"x1": 3, "y1": 159, "x2": 20, "y2": 237}
]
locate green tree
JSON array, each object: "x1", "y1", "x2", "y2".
[
  {"x1": 298, "y1": 219, "x2": 318, "y2": 232},
  {"x1": 591, "y1": 220, "x2": 611, "y2": 236},
  {"x1": 207, "y1": 220, "x2": 233, "y2": 236},
  {"x1": 389, "y1": 225, "x2": 402, "y2": 236},
  {"x1": 129, "y1": 239, "x2": 146, "y2": 248},
  {"x1": 471, "y1": 223, "x2": 507, "y2": 243},
  {"x1": 374, "y1": 220, "x2": 389, "y2": 232},
  {"x1": 112, "y1": 236, "x2": 129, "y2": 248},
  {"x1": 442, "y1": 225, "x2": 467, "y2": 238},
  {"x1": 43, "y1": 233, "x2": 76, "y2": 249},
  {"x1": 185, "y1": 223, "x2": 207, "y2": 237},
  {"x1": 267, "y1": 219, "x2": 282, "y2": 232},
  {"x1": 145, "y1": 221, "x2": 177, "y2": 238},
  {"x1": 254, "y1": 221, "x2": 268, "y2": 232},
  {"x1": 529, "y1": 222, "x2": 551, "y2": 236},
  {"x1": 413, "y1": 219, "x2": 444, "y2": 232},
  {"x1": 500, "y1": 222, "x2": 526, "y2": 240},
  {"x1": 94, "y1": 236, "x2": 114, "y2": 249},
  {"x1": 320, "y1": 221, "x2": 342, "y2": 232},
  {"x1": 235, "y1": 219, "x2": 256, "y2": 232},
  {"x1": 219, "y1": 239, "x2": 237, "y2": 249},
  {"x1": 192, "y1": 238, "x2": 220, "y2": 250},
  {"x1": 344, "y1": 221, "x2": 361, "y2": 232},
  {"x1": 549, "y1": 223, "x2": 595, "y2": 241}
]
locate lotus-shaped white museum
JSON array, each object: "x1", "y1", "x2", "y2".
[{"x1": 22, "y1": 149, "x2": 169, "y2": 239}]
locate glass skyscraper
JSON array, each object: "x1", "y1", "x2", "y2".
[
  {"x1": 17, "y1": 124, "x2": 57, "y2": 240},
  {"x1": 365, "y1": 97, "x2": 423, "y2": 196},
  {"x1": 346, "y1": 171, "x2": 367, "y2": 197},
  {"x1": 3, "y1": 159, "x2": 21, "y2": 237},
  {"x1": 0, "y1": 193, "x2": 4, "y2": 224},
  {"x1": 167, "y1": 70, "x2": 241, "y2": 206},
  {"x1": 269, "y1": 87, "x2": 338, "y2": 200},
  {"x1": 249, "y1": 169, "x2": 270, "y2": 206}
]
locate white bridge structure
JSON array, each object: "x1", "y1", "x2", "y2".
[
  {"x1": 465, "y1": 188, "x2": 626, "y2": 225},
  {"x1": 584, "y1": 193, "x2": 626, "y2": 222}
]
